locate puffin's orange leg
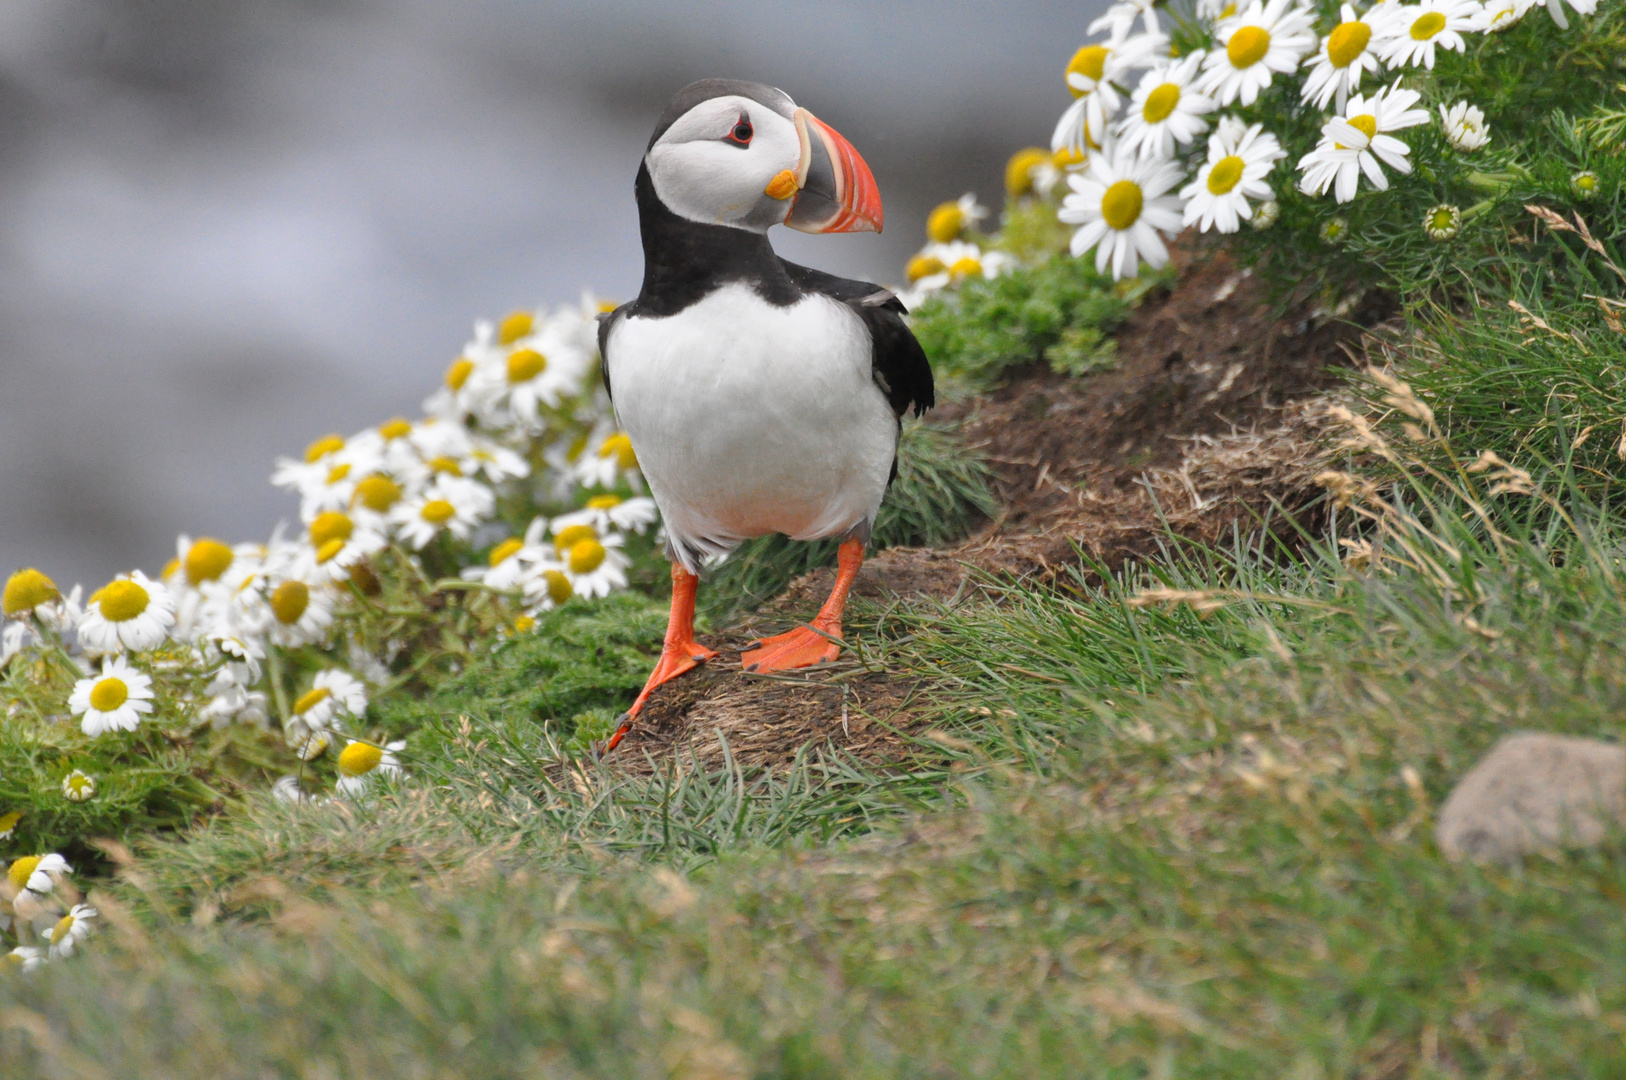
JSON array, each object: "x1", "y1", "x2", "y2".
[
  {"x1": 742, "y1": 539, "x2": 864, "y2": 673},
  {"x1": 603, "y1": 563, "x2": 717, "y2": 753}
]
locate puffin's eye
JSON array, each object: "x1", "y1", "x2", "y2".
[{"x1": 725, "y1": 117, "x2": 753, "y2": 147}]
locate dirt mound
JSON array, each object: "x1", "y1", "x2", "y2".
[{"x1": 609, "y1": 247, "x2": 1386, "y2": 764}]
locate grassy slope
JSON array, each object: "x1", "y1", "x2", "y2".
[{"x1": 5, "y1": 501, "x2": 1626, "y2": 1075}]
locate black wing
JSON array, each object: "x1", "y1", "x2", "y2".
[
  {"x1": 779, "y1": 260, "x2": 934, "y2": 419},
  {"x1": 596, "y1": 304, "x2": 632, "y2": 402}
]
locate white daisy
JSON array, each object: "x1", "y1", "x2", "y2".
[
  {"x1": 1090, "y1": 0, "x2": 1164, "y2": 39},
  {"x1": 1439, "y1": 101, "x2": 1490, "y2": 151},
  {"x1": 466, "y1": 436, "x2": 531, "y2": 485},
  {"x1": 1116, "y1": 54, "x2": 1215, "y2": 161},
  {"x1": 264, "y1": 577, "x2": 335, "y2": 648},
  {"x1": 461, "y1": 518, "x2": 552, "y2": 592},
  {"x1": 270, "y1": 775, "x2": 310, "y2": 803},
  {"x1": 1051, "y1": 34, "x2": 1160, "y2": 155},
  {"x1": 1, "y1": 568, "x2": 59, "y2": 620},
  {"x1": 1296, "y1": 80, "x2": 1431, "y2": 202},
  {"x1": 1300, "y1": 4, "x2": 1383, "y2": 110},
  {"x1": 8, "y1": 853, "x2": 71, "y2": 898},
  {"x1": 556, "y1": 494, "x2": 660, "y2": 536},
  {"x1": 925, "y1": 194, "x2": 990, "y2": 243},
  {"x1": 1005, "y1": 147, "x2": 1064, "y2": 198},
  {"x1": 1541, "y1": 0, "x2": 1595, "y2": 28},
  {"x1": 292, "y1": 509, "x2": 388, "y2": 585},
  {"x1": 6, "y1": 946, "x2": 44, "y2": 972},
  {"x1": 1375, "y1": 0, "x2": 1481, "y2": 70},
  {"x1": 61, "y1": 770, "x2": 95, "y2": 802},
  {"x1": 520, "y1": 565, "x2": 577, "y2": 613},
  {"x1": 335, "y1": 739, "x2": 406, "y2": 799},
  {"x1": 468, "y1": 315, "x2": 592, "y2": 432},
  {"x1": 290, "y1": 669, "x2": 368, "y2": 734},
  {"x1": 551, "y1": 522, "x2": 629, "y2": 599},
  {"x1": 45, "y1": 904, "x2": 96, "y2": 960},
  {"x1": 76, "y1": 571, "x2": 175, "y2": 654},
  {"x1": 1181, "y1": 117, "x2": 1286, "y2": 233},
  {"x1": 574, "y1": 430, "x2": 642, "y2": 490},
  {"x1": 69, "y1": 655, "x2": 155, "y2": 736},
  {"x1": 164, "y1": 536, "x2": 253, "y2": 639},
  {"x1": 1058, "y1": 148, "x2": 1185, "y2": 280},
  {"x1": 269, "y1": 432, "x2": 347, "y2": 497},
  {"x1": 389, "y1": 477, "x2": 494, "y2": 549},
  {"x1": 1198, "y1": 0, "x2": 1318, "y2": 107},
  {"x1": 1474, "y1": 0, "x2": 1535, "y2": 29}
]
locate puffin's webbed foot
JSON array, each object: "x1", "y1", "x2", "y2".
[{"x1": 741, "y1": 624, "x2": 841, "y2": 673}]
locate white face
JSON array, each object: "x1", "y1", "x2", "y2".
[{"x1": 645, "y1": 94, "x2": 802, "y2": 233}]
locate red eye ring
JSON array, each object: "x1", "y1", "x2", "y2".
[{"x1": 725, "y1": 116, "x2": 753, "y2": 147}]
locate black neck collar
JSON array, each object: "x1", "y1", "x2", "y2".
[{"x1": 630, "y1": 163, "x2": 799, "y2": 317}]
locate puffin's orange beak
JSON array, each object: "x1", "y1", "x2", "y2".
[{"x1": 785, "y1": 108, "x2": 883, "y2": 234}]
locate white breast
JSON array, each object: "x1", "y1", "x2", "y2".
[{"x1": 607, "y1": 283, "x2": 898, "y2": 569}]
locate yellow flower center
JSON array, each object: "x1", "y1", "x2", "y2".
[
  {"x1": 543, "y1": 570, "x2": 573, "y2": 605},
  {"x1": 89, "y1": 677, "x2": 128, "y2": 712},
  {"x1": 553, "y1": 524, "x2": 598, "y2": 552},
  {"x1": 1576, "y1": 173, "x2": 1598, "y2": 192},
  {"x1": 948, "y1": 256, "x2": 983, "y2": 280},
  {"x1": 270, "y1": 581, "x2": 309, "y2": 625},
  {"x1": 1326, "y1": 21, "x2": 1371, "y2": 66},
  {"x1": 586, "y1": 494, "x2": 623, "y2": 510},
  {"x1": 304, "y1": 435, "x2": 345, "y2": 464},
  {"x1": 1206, "y1": 155, "x2": 1246, "y2": 195},
  {"x1": 338, "y1": 741, "x2": 384, "y2": 777},
  {"x1": 379, "y1": 418, "x2": 412, "y2": 441},
  {"x1": 1345, "y1": 113, "x2": 1378, "y2": 144},
  {"x1": 507, "y1": 349, "x2": 546, "y2": 383},
  {"x1": 50, "y1": 913, "x2": 74, "y2": 944},
  {"x1": 1066, "y1": 45, "x2": 1109, "y2": 95},
  {"x1": 568, "y1": 539, "x2": 607, "y2": 574},
  {"x1": 1428, "y1": 207, "x2": 1457, "y2": 230},
  {"x1": 1004, "y1": 147, "x2": 1049, "y2": 196},
  {"x1": 1053, "y1": 145, "x2": 1086, "y2": 168},
  {"x1": 421, "y1": 500, "x2": 456, "y2": 525},
  {"x1": 63, "y1": 772, "x2": 94, "y2": 800},
  {"x1": 427, "y1": 456, "x2": 462, "y2": 477},
  {"x1": 1227, "y1": 25, "x2": 1272, "y2": 69},
  {"x1": 183, "y1": 540, "x2": 234, "y2": 586},
  {"x1": 294, "y1": 686, "x2": 331, "y2": 715},
  {"x1": 354, "y1": 475, "x2": 402, "y2": 513},
  {"x1": 0, "y1": 811, "x2": 20, "y2": 837},
  {"x1": 325, "y1": 463, "x2": 351, "y2": 486},
  {"x1": 97, "y1": 580, "x2": 150, "y2": 623},
  {"x1": 1410, "y1": 11, "x2": 1446, "y2": 38},
  {"x1": 925, "y1": 202, "x2": 964, "y2": 243},
  {"x1": 2, "y1": 569, "x2": 58, "y2": 616},
  {"x1": 514, "y1": 615, "x2": 536, "y2": 633},
  {"x1": 315, "y1": 539, "x2": 346, "y2": 565},
  {"x1": 1218, "y1": 1, "x2": 1237, "y2": 16},
  {"x1": 7, "y1": 856, "x2": 40, "y2": 890},
  {"x1": 1100, "y1": 180, "x2": 1144, "y2": 231},
  {"x1": 1142, "y1": 83, "x2": 1182, "y2": 123},
  {"x1": 445, "y1": 358, "x2": 474, "y2": 392},
  {"x1": 905, "y1": 254, "x2": 946, "y2": 282},
  {"x1": 488, "y1": 538, "x2": 524, "y2": 566},
  {"x1": 598, "y1": 433, "x2": 638, "y2": 470},
  {"x1": 498, "y1": 310, "x2": 534, "y2": 345},
  {"x1": 161, "y1": 558, "x2": 180, "y2": 580},
  {"x1": 309, "y1": 512, "x2": 354, "y2": 549}
]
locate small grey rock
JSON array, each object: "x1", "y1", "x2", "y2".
[{"x1": 1436, "y1": 732, "x2": 1626, "y2": 862}]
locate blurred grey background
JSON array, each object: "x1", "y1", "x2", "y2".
[{"x1": 0, "y1": 0, "x2": 1094, "y2": 588}]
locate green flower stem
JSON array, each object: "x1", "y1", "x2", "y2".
[{"x1": 266, "y1": 645, "x2": 291, "y2": 728}]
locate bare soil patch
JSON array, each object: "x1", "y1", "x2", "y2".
[{"x1": 610, "y1": 246, "x2": 1389, "y2": 762}]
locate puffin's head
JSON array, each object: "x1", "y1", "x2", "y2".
[{"x1": 644, "y1": 78, "x2": 882, "y2": 235}]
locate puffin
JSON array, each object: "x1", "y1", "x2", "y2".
[{"x1": 598, "y1": 78, "x2": 933, "y2": 752}]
